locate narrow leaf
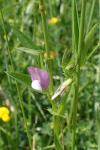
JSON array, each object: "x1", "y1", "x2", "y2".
[
  {"x1": 72, "y1": 0, "x2": 79, "y2": 51},
  {"x1": 84, "y1": 23, "x2": 98, "y2": 50},
  {"x1": 14, "y1": 28, "x2": 43, "y2": 50},
  {"x1": 96, "y1": 104, "x2": 100, "y2": 150},
  {"x1": 87, "y1": 43, "x2": 100, "y2": 60},
  {"x1": 46, "y1": 109, "x2": 65, "y2": 118},
  {"x1": 6, "y1": 72, "x2": 31, "y2": 86},
  {"x1": 78, "y1": 0, "x2": 86, "y2": 58},
  {"x1": 16, "y1": 47, "x2": 42, "y2": 56},
  {"x1": 43, "y1": 145, "x2": 55, "y2": 149},
  {"x1": 86, "y1": 0, "x2": 96, "y2": 33},
  {"x1": 80, "y1": 24, "x2": 98, "y2": 64},
  {"x1": 31, "y1": 93, "x2": 46, "y2": 120},
  {"x1": 62, "y1": 48, "x2": 72, "y2": 67}
]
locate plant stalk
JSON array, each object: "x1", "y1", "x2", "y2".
[
  {"x1": 71, "y1": 65, "x2": 80, "y2": 150},
  {"x1": 39, "y1": 1, "x2": 63, "y2": 149},
  {"x1": 39, "y1": 0, "x2": 53, "y2": 95},
  {"x1": 69, "y1": 0, "x2": 86, "y2": 149}
]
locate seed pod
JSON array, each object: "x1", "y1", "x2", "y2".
[{"x1": 52, "y1": 78, "x2": 72, "y2": 100}]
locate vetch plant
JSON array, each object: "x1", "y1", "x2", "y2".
[
  {"x1": 13, "y1": 0, "x2": 99, "y2": 149},
  {"x1": 1, "y1": 0, "x2": 99, "y2": 149},
  {"x1": 28, "y1": 67, "x2": 50, "y2": 91}
]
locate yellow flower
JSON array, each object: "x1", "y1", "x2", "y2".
[
  {"x1": 0, "y1": 107, "x2": 10, "y2": 122},
  {"x1": 48, "y1": 17, "x2": 59, "y2": 25},
  {"x1": 44, "y1": 51, "x2": 58, "y2": 59}
]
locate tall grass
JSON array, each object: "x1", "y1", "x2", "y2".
[
  {"x1": 0, "y1": 9, "x2": 32, "y2": 150},
  {"x1": 0, "y1": 0, "x2": 99, "y2": 149}
]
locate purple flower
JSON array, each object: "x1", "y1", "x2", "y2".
[{"x1": 28, "y1": 67, "x2": 50, "y2": 91}]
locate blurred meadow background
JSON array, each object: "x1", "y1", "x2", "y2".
[{"x1": 0, "y1": 0, "x2": 100, "y2": 149}]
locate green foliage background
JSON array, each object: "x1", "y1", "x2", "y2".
[{"x1": 0, "y1": 0, "x2": 100, "y2": 149}]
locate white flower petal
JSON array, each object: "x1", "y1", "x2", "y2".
[{"x1": 31, "y1": 80, "x2": 42, "y2": 91}]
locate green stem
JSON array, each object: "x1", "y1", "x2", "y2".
[
  {"x1": 72, "y1": 0, "x2": 79, "y2": 54},
  {"x1": 78, "y1": 0, "x2": 86, "y2": 60},
  {"x1": 71, "y1": 66, "x2": 80, "y2": 150},
  {"x1": 53, "y1": 117, "x2": 64, "y2": 150},
  {"x1": 99, "y1": 0, "x2": 100, "y2": 42},
  {"x1": 39, "y1": 0, "x2": 50, "y2": 52},
  {"x1": 71, "y1": 1, "x2": 86, "y2": 149},
  {"x1": 97, "y1": 125, "x2": 100, "y2": 150},
  {"x1": 16, "y1": 85, "x2": 32, "y2": 149},
  {"x1": 39, "y1": 0, "x2": 53, "y2": 95},
  {"x1": 39, "y1": 1, "x2": 63, "y2": 149},
  {"x1": 68, "y1": 65, "x2": 80, "y2": 150},
  {"x1": 96, "y1": 106, "x2": 100, "y2": 150},
  {"x1": 69, "y1": 0, "x2": 86, "y2": 149},
  {"x1": 72, "y1": 0, "x2": 86, "y2": 148}
]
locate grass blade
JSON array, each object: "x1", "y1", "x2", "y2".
[
  {"x1": 84, "y1": 23, "x2": 98, "y2": 50},
  {"x1": 96, "y1": 104, "x2": 100, "y2": 150},
  {"x1": 78, "y1": 0, "x2": 86, "y2": 60},
  {"x1": 6, "y1": 72, "x2": 31, "y2": 86},
  {"x1": 99, "y1": 0, "x2": 100, "y2": 42},
  {"x1": 14, "y1": 28, "x2": 43, "y2": 50},
  {"x1": 72, "y1": 0, "x2": 79, "y2": 52},
  {"x1": 31, "y1": 93, "x2": 46, "y2": 120},
  {"x1": 80, "y1": 23, "x2": 98, "y2": 64},
  {"x1": 87, "y1": 43, "x2": 100, "y2": 60},
  {"x1": 16, "y1": 47, "x2": 42, "y2": 56},
  {"x1": 86, "y1": 0, "x2": 96, "y2": 33}
]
